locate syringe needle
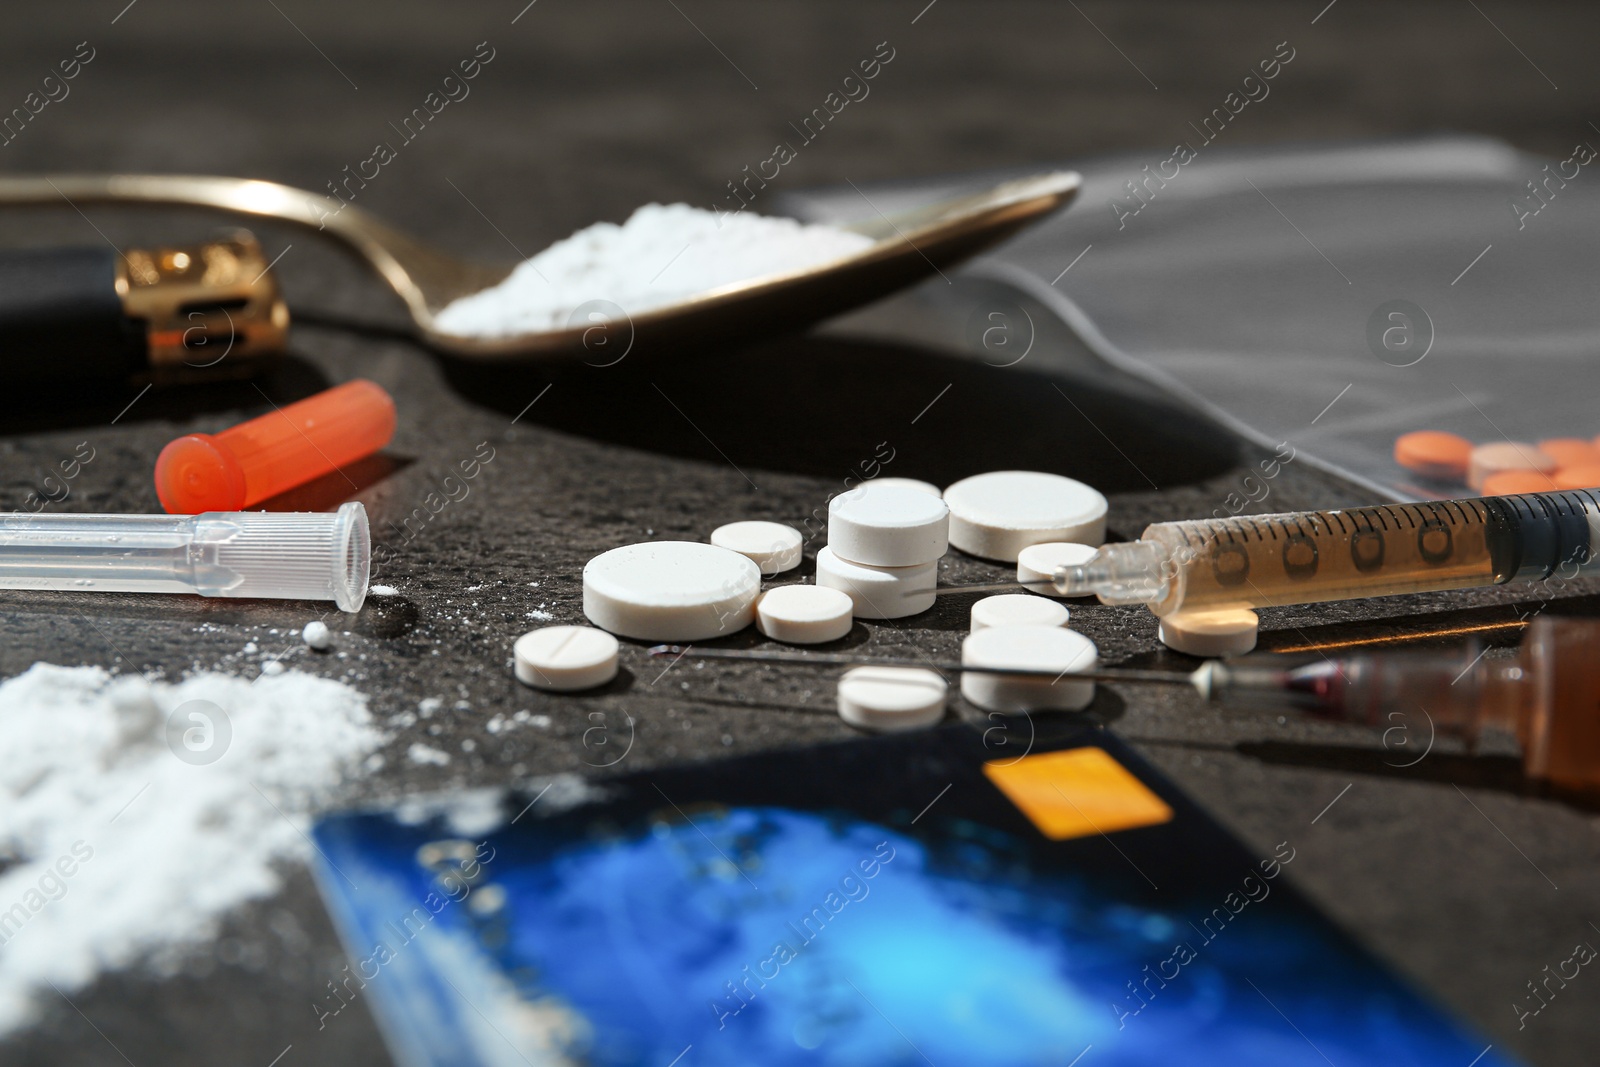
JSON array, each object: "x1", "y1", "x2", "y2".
[
  {"x1": 647, "y1": 644, "x2": 1195, "y2": 686},
  {"x1": 908, "y1": 578, "x2": 1060, "y2": 598}
]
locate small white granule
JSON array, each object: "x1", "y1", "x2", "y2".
[
  {"x1": 407, "y1": 742, "x2": 450, "y2": 766},
  {"x1": 0, "y1": 664, "x2": 380, "y2": 1035},
  {"x1": 369, "y1": 585, "x2": 399, "y2": 597},
  {"x1": 302, "y1": 621, "x2": 332, "y2": 651},
  {"x1": 432, "y1": 203, "x2": 875, "y2": 338}
]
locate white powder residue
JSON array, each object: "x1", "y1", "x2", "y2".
[
  {"x1": 408, "y1": 742, "x2": 451, "y2": 766},
  {"x1": 394, "y1": 787, "x2": 505, "y2": 836},
  {"x1": 0, "y1": 663, "x2": 382, "y2": 1035},
  {"x1": 531, "y1": 774, "x2": 608, "y2": 813},
  {"x1": 433, "y1": 203, "x2": 876, "y2": 338},
  {"x1": 302, "y1": 620, "x2": 333, "y2": 651}
]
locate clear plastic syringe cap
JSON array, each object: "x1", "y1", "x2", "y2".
[{"x1": 191, "y1": 502, "x2": 371, "y2": 612}]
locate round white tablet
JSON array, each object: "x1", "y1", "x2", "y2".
[
  {"x1": 837, "y1": 666, "x2": 948, "y2": 732},
  {"x1": 960, "y1": 624, "x2": 1099, "y2": 713},
  {"x1": 1157, "y1": 607, "x2": 1259, "y2": 657},
  {"x1": 756, "y1": 585, "x2": 854, "y2": 644},
  {"x1": 1016, "y1": 541, "x2": 1099, "y2": 597},
  {"x1": 583, "y1": 541, "x2": 760, "y2": 641},
  {"x1": 709, "y1": 520, "x2": 804, "y2": 576},
  {"x1": 1467, "y1": 442, "x2": 1555, "y2": 491},
  {"x1": 969, "y1": 594, "x2": 1070, "y2": 633},
  {"x1": 942, "y1": 471, "x2": 1108, "y2": 562},
  {"x1": 867, "y1": 477, "x2": 942, "y2": 497},
  {"x1": 827, "y1": 484, "x2": 949, "y2": 567},
  {"x1": 514, "y1": 625, "x2": 620, "y2": 691},
  {"x1": 814, "y1": 546, "x2": 936, "y2": 619}
]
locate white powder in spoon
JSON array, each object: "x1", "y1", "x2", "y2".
[
  {"x1": 0, "y1": 663, "x2": 383, "y2": 1034},
  {"x1": 433, "y1": 203, "x2": 875, "y2": 338}
]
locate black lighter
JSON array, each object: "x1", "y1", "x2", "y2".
[{"x1": 0, "y1": 229, "x2": 287, "y2": 392}]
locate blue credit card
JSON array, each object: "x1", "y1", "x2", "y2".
[{"x1": 310, "y1": 724, "x2": 1518, "y2": 1067}]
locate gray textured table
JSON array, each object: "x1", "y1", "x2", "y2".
[{"x1": 4, "y1": 2, "x2": 1600, "y2": 1064}]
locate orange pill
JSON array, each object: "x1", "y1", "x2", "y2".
[
  {"x1": 1481, "y1": 469, "x2": 1559, "y2": 496},
  {"x1": 1394, "y1": 431, "x2": 1473, "y2": 480},
  {"x1": 1552, "y1": 465, "x2": 1600, "y2": 490},
  {"x1": 155, "y1": 379, "x2": 396, "y2": 514},
  {"x1": 1538, "y1": 438, "x2": 1600, "y2": 468}
]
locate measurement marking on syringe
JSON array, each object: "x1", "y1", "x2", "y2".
[{"x1": 1057, "y1": 488, "x2": 1598, "y2": 615}]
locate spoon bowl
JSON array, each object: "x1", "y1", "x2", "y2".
[{"x1": 0, "y1": 171, "x2": 1079, "y2": 362}]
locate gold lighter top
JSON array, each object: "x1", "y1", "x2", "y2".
[{"x1": 115, "y1": 230, "x2": 289, "y2": 383}]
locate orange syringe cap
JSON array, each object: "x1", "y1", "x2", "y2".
[{"x1": 155, "y1": 379, "x2": 396, "y2": 514}]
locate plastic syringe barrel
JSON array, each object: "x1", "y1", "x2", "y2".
[
  {"x1": 0, "y1": 502, "x2": 370, "y2": 612},
  {"x1": 1062, "y1": 488, "x2": 1600, "y2": 614}
]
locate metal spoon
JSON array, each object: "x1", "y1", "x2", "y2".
[{"x1": 0, "y1": 171, "x2": 1079, "y2": 362}]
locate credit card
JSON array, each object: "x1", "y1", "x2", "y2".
[{"x1": 311, "y1": 723, "x2": 1516, "y2": 1067}]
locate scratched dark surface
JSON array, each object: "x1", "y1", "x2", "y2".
[{"x1": 3, "y1": 2, "x2": 1600, "y2": 1065}]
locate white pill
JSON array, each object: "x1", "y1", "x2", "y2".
[
  {"x1": 828, "y1": 484, "x2": 949, "y2": 566},
  {"x1": 867, "y1": 477, "x2": 942, "y2": 497},
  {"x1": 301, "y1": 620, "x2": 332, "y2": 651},
  {"x1": 814, "y1": 546, "x2": 936, "y2": 619},
  {"x1": 709, "y1": 520, "x2": 803, "y2": 576},
  {"x1": 583, "y1": 541, "x2": 760, "y2": 641},
  {"x1": 1017, "y1": 541, "x2": 1099, "y2": 597},
  {"x1": 756, "y1": 585, "x2": 854, "y2": 644},
  {"x1": 837, "y1": 666, "x2": 947, "y2": 732},
  {"x1": 942, "y1": 471, "x2": 1108, "y2": 562},
  {"x1": 514, "y1": 625, "x2": 620, "y2": 691},
  {"x1": 970, "y1": 594, "x2": 1070, "y2": 633},
  {"x1": 960, "y1": 625, "x2": 1099, "y2": 712},
  {"x1": 1467, "y1": 442, "x2": 1555, "y2": 491},
  {"x1": 1157, "y1": 607, "x2": 1259, "y2": 657}
]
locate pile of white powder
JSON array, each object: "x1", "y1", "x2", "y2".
[
  {"x1": 433, "y1": 203, "x2": 875, "y2": 337},
  {"x1": 0, "y1": 664, "x2": 382, "y2": 1034}
]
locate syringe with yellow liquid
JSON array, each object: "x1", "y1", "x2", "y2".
[{"x1": 1035, "y1": 488, "x2": 1600, "y2": 615}]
